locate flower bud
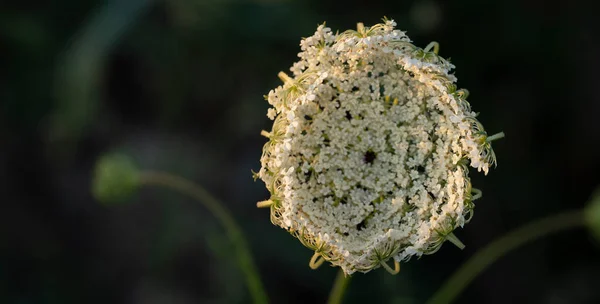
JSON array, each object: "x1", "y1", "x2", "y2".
[{"x1": 92, "y1": 153, "x2": 140, "y2": 204}]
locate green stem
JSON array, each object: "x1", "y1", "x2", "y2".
[
  {"x1": 327, "y1": 270, "x2": 351, "y2": 304},
  {"x1": 139, "y1": 171, "x2": 269, "y2": 304},
  {"x1": 426, "y1": 209, "x2": 585, "y2": 304}
]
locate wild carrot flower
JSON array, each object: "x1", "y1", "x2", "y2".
[{"x1": 255, "y1": 19, "x2": 502, "y2": 275}]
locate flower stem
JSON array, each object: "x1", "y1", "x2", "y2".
[
  {"x1": 426, "y1": 209, "x2": 585, "y2": 304},
  {"x1": 327, "y1": 270, "x2": 352, "y2": 304},
  {"x1": 139, "y1": 171, "x2": 269, "y2": 304}
]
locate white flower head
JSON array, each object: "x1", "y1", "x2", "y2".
[{"x1": 256, "y1": 19, "x2": 502, "y2": 275}]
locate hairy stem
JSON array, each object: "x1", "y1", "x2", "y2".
[
  {"x1": 327, "y1": 270, "x2": 352, "y2": 304},
  {"x1": 139, "y1": 171, "x2": 269, "y2": 304},
  {"x1": 426, "y1": 209, "x2": 585, "y2": 304}
]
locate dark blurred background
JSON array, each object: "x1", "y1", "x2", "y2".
[{"x1": 1, "y1": 0, "x2": 600, "y2": 303}]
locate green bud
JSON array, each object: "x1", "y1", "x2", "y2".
[
  {"x1": 92, "y1": 153, "x2": 140, "y2": 205},
  {"x1": 585, "y1": 187, "x2": 600, "y2": 241}
]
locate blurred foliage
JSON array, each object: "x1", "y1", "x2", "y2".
[
  {"x1": 586, "y1": 187, "x2": 600, "y2": 242},
  {"x1": 1, "y1": 0, "x2": 599, "y2": 303}
]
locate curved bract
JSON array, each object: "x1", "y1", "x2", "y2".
[{"x1": 256, "y1": 19, "x2": 501, "y2": 275}]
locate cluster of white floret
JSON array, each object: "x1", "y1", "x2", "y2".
[{"x1": 256, "y1": 19, "x2": 501, "y2": 275}]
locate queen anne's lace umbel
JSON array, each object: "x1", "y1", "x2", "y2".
[{"x1": 256, "y1": 19, "x2": 501, "y2": 275}]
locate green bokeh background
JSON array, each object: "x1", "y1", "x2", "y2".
[{"x1": 1, "y1": 0, "x2": 599, "y2": 303}]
